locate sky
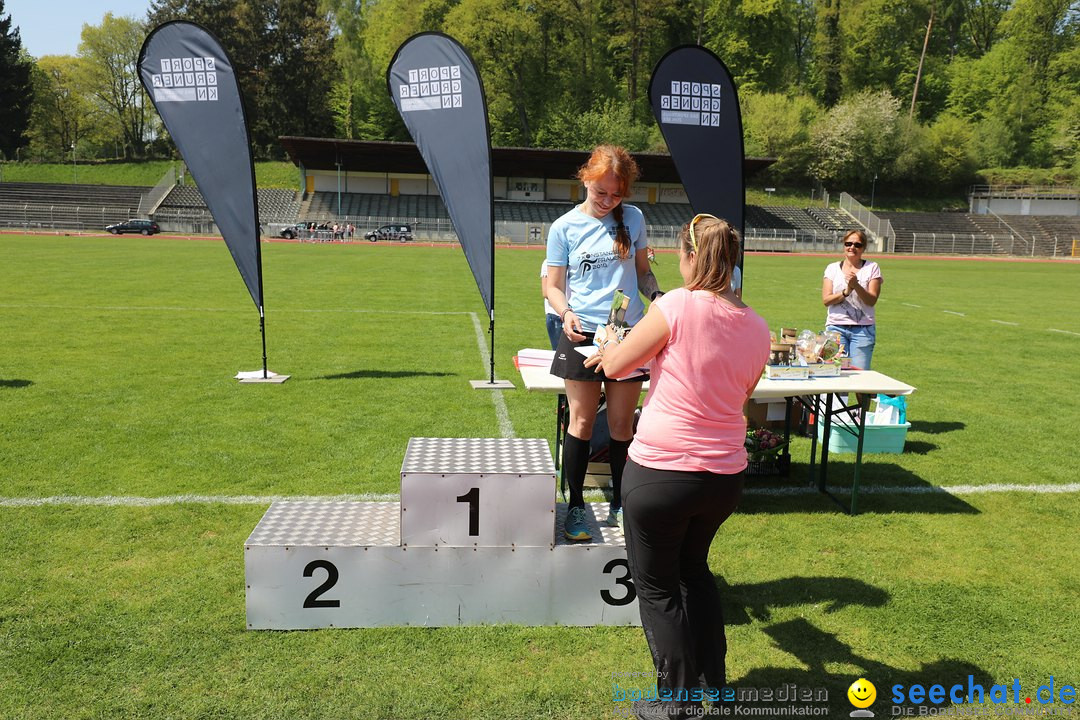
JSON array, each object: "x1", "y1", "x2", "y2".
[{"x1": 7, "y1": 0, "x2": 152, "y2": 58}]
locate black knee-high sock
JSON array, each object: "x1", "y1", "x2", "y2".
[
  {"x1": 608, "y1": 438, "x2": 632, "y2": 509},
  {"x1": 562, "y1": 432, "x2": 591, "y2": 509}
]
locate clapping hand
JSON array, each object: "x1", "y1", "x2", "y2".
[{"x1": 843, "y1": 266, "x2": 859, "y2": 290}]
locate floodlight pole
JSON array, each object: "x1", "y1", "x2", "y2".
[{"x1": 336, "y1": 157, "x2": 342, "y2": 217}]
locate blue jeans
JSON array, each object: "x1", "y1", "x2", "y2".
[
  {"x1": 545, "y1": 313, "x2": 563, "y2": 351},
  {"x1": 827, "y1": 324, "x2": 876, "y2": 370}
]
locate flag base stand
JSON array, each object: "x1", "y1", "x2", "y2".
[
  {"x1": 470, "y1": 379, "x2": 514, "y2": 390},
  {"x1": 236, "y1": 370, "x2": 290, "y2": 384}
]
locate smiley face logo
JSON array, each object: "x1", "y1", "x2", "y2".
[{"x1": 848, "y1": 678, "x2": 877, "y2": 709}]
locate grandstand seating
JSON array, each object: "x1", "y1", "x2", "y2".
[
  {"x1": 745, "y1": 205, "x2": 794, "y2": 230},
  {"x1": 742, "y1": 205, "x2": 843, "y2": 235},
  {"x1": 4, "y1": 179, "x2": 1073, "y2": 256},
  {"x1": 877, "y1": 210, "x2": 1077, "y2": 255},
  {"x1": 1035, "y1": 215, "x2": 1080, "y2": 241},
  {"x1": 762, "y1": 206, "x2": 829, "y2": 234},
  {"x1": 967, "y1": 213, "x2": 1080, "y2": 255},
  {"x1": 807, "y1": 207, "x2": 862, "y2": 232},
  {"x1": 0, "y1": 182, "x2": 148, "y2": 231},
  {"x1": 876, "y1": 211, "x2": 984, "y2": 252},
  {"x1": 639, "y1": 202, "x2": 691, "y2": 226},
  {"x1": 155, "y1": 186, "x2": 301, "y2": 222},
  {"x1": 876, "y1": 211, "x2": 982, "y2": 236},
  {"x1": 305, "y1": 191, "x2": 699, "y2": 226},
  {"x1": 302, "y1": 193, "x2": 853, "y2": 238}
]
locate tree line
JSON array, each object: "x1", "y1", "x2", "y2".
[{"x1": 2, "y1": 0, "x2": 1077, "y2": 195}]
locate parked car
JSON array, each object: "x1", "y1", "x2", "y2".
[
  {"x1": 267, "y1": 222, "x2": 310, "y2": 240},
  {"x1": 106, "y1": 219, "x2": 160, "y2": 235},
  {"x1": 365, "y1": 224, "x2": 413, "y2": 242}
]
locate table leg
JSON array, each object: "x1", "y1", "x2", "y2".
[
  {"x1": 818, "y1": 393, "x2": 833, "y2": 493},
  {"x1": 806, "y1": 396, "x2": 818, "y2": 485},
  {"x1": 851, "y1": 393, "x2": 870, "y2": 515},
  {"x1": 779, "y1": 397, "x2": 793, "y2": 477}
]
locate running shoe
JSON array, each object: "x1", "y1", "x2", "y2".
[{"x1": 564, "y1": 506, "x2": 592, "y2": 541}]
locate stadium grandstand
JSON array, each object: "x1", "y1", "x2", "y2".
[
  {"x1": 0, "y1": 182, "x2": 147, "y2": 232},
  {"x1": 1, "y1": 139, "x2": 1076, "y2": 257}
]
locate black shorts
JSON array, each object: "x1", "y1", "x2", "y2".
[{"x1": 549, "y1": 330, "x2": 649, "y2": 383}]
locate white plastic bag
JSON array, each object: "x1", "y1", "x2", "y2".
[{"x1": 870, "y1": 404, "x2": 900, "y2": 425}]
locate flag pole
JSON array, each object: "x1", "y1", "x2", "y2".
[
  {"x1": 489, "y1": 311, "x2": 495, "y2": 384},
  {"x1": 260, "y1": 305, "x2": 268, "y2": 379}
]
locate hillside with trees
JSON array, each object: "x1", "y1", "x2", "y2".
[{"x1": 5, "y1": 0, "x2": 1079, "y2": 198}]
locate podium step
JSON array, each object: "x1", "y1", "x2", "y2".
[{"x1": 245, "y1": 501, "x2": 639, "y2": 629}]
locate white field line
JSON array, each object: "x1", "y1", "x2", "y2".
[
  {"x1": 888, "y1": 304, "x2": 1073, "y2": 337},
  {"x1": 469, "y1": 312, "x2": 515, "y2": 439},
  {"x1": 0, "y1": 494, "x2": 400, "y2": 507},
  {"x1": 0, "y1": 304, "x2": 469, "y2": 315},
  {"x1": 740, "y1": 483, "x2": 1080, "y2": 497},
  {"x1": 4, "y1": 483, "x2": 1079, "y2": 507}
]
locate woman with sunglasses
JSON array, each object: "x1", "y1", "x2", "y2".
[
  {"x1": 586, "y1": 215, "x2": 769, "y2": 720},
  {"x1": 822, "y1": 229, "x2": 882, "y2": 370},
  {"x1": 545, "y1": 145, "x2": 663, "y2": 541}
]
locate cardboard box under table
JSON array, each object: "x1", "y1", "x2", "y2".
[{"x1": 519, "y1": 358, "x2": 916, "y2": 515}]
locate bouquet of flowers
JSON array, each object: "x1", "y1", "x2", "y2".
[{"x1": 745, "y1": 427, "x2": 787, "y2": 462}]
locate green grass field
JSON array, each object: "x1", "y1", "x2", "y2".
[{"x1": 1, "y1": 235, "x2": 1078, "y2": 719}]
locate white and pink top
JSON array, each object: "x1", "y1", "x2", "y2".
[
  {"x1": 824, "y1": 260, "x2": 882, "y2": 326},
  {"x1": 629, "y1": 288, "x2": 770, "y2": 475}
]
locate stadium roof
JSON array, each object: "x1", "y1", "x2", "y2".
[{"x1": 278, "y1": 137, "x2": 774, "y2": 183}]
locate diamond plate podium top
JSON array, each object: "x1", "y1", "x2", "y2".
[
  {"x1": 401, "y1": 438, "x2": 555, "y2": 475},
  {"x1": 244, "y1": 501, "x2": 624, "y2": 548},
  {"x1": 246, "y1": 501, "x2": 401, "y2": 547}
]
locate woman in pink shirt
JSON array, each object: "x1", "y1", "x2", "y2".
[{"x1": 587, "y1": 214, "x2": 769, "y2": 720}]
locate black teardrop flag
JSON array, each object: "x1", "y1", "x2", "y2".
[
  {"x1": 139, "y1": 21, "x2": 271, "y2": 377},
  {"x1": 387, "y1": 33, "x2": 499, "y2": 383},
  {"x1": 648, "y1": 46, "x2": 745, "y2": 235},
  {"x1": 138, "y1": 21, "x2": 263, "y2": 311}
]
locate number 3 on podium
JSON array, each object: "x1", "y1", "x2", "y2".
[{"x1": 601, "y1": 558, "x2": 636, "y2": 606}]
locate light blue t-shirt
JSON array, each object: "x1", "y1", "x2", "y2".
[{"x1": 546, "y1": 204, "x2": 647, "y2": 333}]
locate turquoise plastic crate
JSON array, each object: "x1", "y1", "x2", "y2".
[{"x1": 817, "y1": 421, "x2": 910, "y2": 454}]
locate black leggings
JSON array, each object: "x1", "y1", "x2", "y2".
[{"x1": 622, "y1": 459, "x2": 744, "y2": 698}]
